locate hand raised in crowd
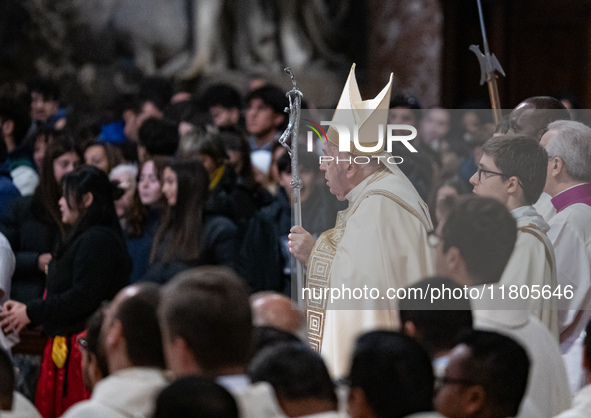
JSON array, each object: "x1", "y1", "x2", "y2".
[
  {"x1": 0, "y1": 300, "x2": 31, "y2": 335},
  {"x1": 288, "y1": 225, "x2": 315, "y2": 268}
]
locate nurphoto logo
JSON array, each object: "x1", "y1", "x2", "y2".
[{"x1": 305, "y1": 119, "x2": 419, "y2": 165}]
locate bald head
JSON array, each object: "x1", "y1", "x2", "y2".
[
  {"x1": 508, "y1": 96, "x2": 571, "y2": 141},
  {"x1": 250, "y1": 292, "x2": 306, "y2": 339},
  {"x1": 110, "y1": 284, "x2": 146, "y2": 312}
]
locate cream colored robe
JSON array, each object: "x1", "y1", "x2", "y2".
[
  {"x1": 534, "y1": 192, "x2": 557, "y2": 223},
  {"x1": 554, "y1": 384, "x2": 591, "y2": 418},
  {"x1": 218, "y1": 376, "x2": 286, "y2": 418},
  {"x1": 500, "y1": 206, "x2": 559, "y2": 337},
  {"x1": 1, "y1": 392, "x2": 42, "y2": 418},
  {"x1": 306, "y1": 163, "x2": 435, "y2": 378},
  {"x1": 546, "y1": 202, "x2": 591, "y2": 394},
  {"x1": 474, "y1": 307, "x2": 571, "y2": 418},
  {"x1": 62, "y1": 367, "x2": 169, "y2": 418}
]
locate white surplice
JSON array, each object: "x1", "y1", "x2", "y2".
[
  {"x1": 473, "y1": 307, "x2": 571, "y2": 418},
  {"x1": 306, "y1": 162, "x2": 435, "y2": 378},
  {"x1": 0, "y1": 392, "x2": 42, "y2": 418},
  {"x1": 554, "y1": 384, "x2": 591, "y2": 418},
  {"x1": 61, "y1": 367, "x2": 169, "y2": 418},
  {"x1": 545, "y1": 202, "x2": 591, "y2": 394},
  {"x1": 499, "y1": 206, "x2": 558, "y2": 337},
  {"x1": 217, "y1": 375, "x2": 286, "y2": 418},
  {"x1": 534, "y1": 192, "x2": 557, "y2": 223}
]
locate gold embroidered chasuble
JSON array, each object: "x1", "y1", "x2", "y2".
[{"x1": 306, "y1": 162, "x2": 435, "y2": 377}]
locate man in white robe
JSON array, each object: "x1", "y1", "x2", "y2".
[
  {"x1": 507, "y1": 96, "x2": 570, "y2": 225},
  {"x1": 435, "y1": 196, "x2": 571, "y2": 417},
  {"x1": 507, "y1": 96, "x2": 570, "y2": 141},
  {"x1": 349, "y1": 331, "x2": 444, "y2": 418},
  {"x1": 158, "y1": 267, "x2": 285, "y2": 418},
  {"x1": 63, "y1": 284, "x2": 168, "y2": 418},
  {"x1": 289, "y1": 64, "x2": 435, "y2": 378},
  {"x1": 434, "y1": 329, "x2": 533, "y2": 418},
  {"x1": 469, "y1": 134, "x2": 558, "y2": 336},
  {"x1": 248, "y1": 341, "x2": 345, "y2": 417},
  {"x1": 539, "y1": 120, "x2": 591, "y2": 394}
]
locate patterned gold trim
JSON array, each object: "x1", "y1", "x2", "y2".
[{"x1": 306, "y1": 171, "x2": 431, "y2": 353}]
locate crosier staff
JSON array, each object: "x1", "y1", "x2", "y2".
[
  {"x1": 278, "y1": 67, "x2": 305, "y2": 307},
  {"x1": 470, "y1": 0, "x2": 505, "y2": 125}
]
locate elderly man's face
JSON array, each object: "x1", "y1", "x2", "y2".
[
  {"x1": 319, "y1": 141, "x2": 350, "y2": 201},
  {"x1": 540, "y1": 129, "x2": 558, "y2": 195}
]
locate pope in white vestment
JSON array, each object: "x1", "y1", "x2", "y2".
[
  {"x1": 307, "y1": 164, "x2": 435, "y2": 377},
  {"x1": 301, "y1": 65, "x2": 435, "y2": 378}
]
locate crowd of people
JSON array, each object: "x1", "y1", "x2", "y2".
[{"x1": 0, "y1": 65, "x2": 588, "y2": 418}]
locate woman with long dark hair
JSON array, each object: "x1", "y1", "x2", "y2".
[
  {"x1": 0, "y1": 165, "x2": 132, "y2": 418},
  {"x1": 144, "y1": 160, "x2": 239, "y2": 284},
  {"x1": 125, "y1": 156, "x2": 170, "y2": 283},
  {"x1": 0, "y1": 132, "x2": 81, "y2": 303}
]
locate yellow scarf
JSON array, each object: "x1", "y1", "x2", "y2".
[
  {"x1": 209, "y1": 165, "x2": 225, "y2": 190},
  {"x1": 52, "y1": 336, "x2": 68, "y2": 368}
]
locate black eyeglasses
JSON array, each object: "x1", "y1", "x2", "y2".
[
  {"x1": 476, "y1": 167, "x2": 524, "y2": 188},
  {"x1": 476, "y1": 167, "x2": 508, "y2": 182}
]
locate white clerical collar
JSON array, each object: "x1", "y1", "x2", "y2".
[
  {"x1": 216, "y1": 374, "x2": 251, "y2": 393},
  {"x1": 554, "y1": 182, "x2": 591, "y2": 198},
  {"x1": 511, "y1": 205, "x2": 536, "y2": 220},
  {"x1": 511, "y1": 205, "x2": 550, "y2": 232}
]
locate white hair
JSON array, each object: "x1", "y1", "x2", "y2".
[
  {"x1": 109, "y1": 163, "x2": 138, "y2": 190},
  {"x1": 546, "y1": 120, "x2": 591, "y2": 182}
]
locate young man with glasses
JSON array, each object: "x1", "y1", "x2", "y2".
[{"x1": 469, "y1": 134, "x2": 558, "y2": 336}]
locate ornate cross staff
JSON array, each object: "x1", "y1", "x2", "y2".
[
  {"x1": 470, "y1": 0, "x2": 505, "y2": 125},
  {"x1": 278, "y1": 67, "x2": 305, "y2": 307}
]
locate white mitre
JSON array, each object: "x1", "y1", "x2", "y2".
[{"x1": 326, "y1": 63, "x2": 394, "y2": 155}]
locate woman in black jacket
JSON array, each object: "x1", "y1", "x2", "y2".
[
  {"x1": 0, "y1": 165, "x2": 132, "y2": 418},
  {"x1": 0, "y1": 133, "x2": 81, "y2": 303}
]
